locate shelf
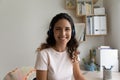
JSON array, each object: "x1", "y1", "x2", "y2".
[
  {"x1": 86, "y1": 34, "x2": 107, "y2": 37},
  {"x1": 86, "y1": 14, "x2": 107, "y2": 16},
  {"x1": 65, "y1": 0, "x2": 107, "y2": 42}
]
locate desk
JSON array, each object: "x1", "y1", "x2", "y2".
[{"x1": 82, "y1": 71, "x2": 120, "y2": 80}]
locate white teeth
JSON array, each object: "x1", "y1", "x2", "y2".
[{"x1": 59, "y1": 37, "x2": 66, "y2": 40}]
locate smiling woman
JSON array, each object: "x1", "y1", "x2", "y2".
[{"x1": 34, "y1": 13, "x2": 86, "y2": 80}]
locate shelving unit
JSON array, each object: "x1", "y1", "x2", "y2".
[{"x1": 65, "y1": 0, "x2": 107, "y2": 42}]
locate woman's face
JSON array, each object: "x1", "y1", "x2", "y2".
[{"x1": 53, "y1": 19, "x2": 72, "y2": 46}]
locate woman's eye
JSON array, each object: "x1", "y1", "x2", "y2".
[
  {"x1": 55, "y1": 28, "x2": 60, "y2": 30},
  {"x1": 66, "y1": 28, "x2": 70, "y2": 31}
]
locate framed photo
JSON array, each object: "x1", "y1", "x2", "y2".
[{"x1": 65, "y1": 0, "x2": 76, "y2": 9}]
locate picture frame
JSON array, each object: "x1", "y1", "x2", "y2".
[{"x1": 65, "y1": 0, "x2": 76, "y2": 9}]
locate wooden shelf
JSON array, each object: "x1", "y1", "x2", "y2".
[
  {"x1": 86, "y1": 34, "x2": 107, "y2": 37},
  {"x1": 65, "y1": 0, "x2": 107, "y2": 42}
]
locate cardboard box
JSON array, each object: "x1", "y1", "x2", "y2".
[{"x1": 94, "y1": 7, "x2": 105, "y2": 15}]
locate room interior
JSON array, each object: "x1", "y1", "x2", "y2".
[{"x1": 0, "y1": 0, "x2": 120, "y2": 80}]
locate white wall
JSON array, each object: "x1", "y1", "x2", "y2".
[
  {"x1": 0, "y1": 0, "x2": 105, "y2": 79},
  {"x1": 104, "y1": 0, "x2": 120, "y2": 71}
]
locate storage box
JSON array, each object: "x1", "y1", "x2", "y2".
[
  {"x1": 96, "y1": 49, "x2": 119, "y2": 71},
  {"x1": 94, "y1": 7, "x2": 105, "y2": 15}
]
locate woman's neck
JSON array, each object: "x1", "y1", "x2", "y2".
[{"x1": 53, "y1": 44, "x2": 66, "y2": 52}]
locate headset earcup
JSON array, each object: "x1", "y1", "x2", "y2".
[
  {"x1": 72, "y1": 27, "x2": 75, "y2": 37},
  {"x1": 47, "y1": 29, "x2": 53, "y2": 36},
  {"x1": 47, "y1": 30, "x2": 50, "y2": 36}
]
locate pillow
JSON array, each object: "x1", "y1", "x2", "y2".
[
  {"x1": 3, "y1": 68, "x2": 23, "y2": 80},
  {"x1": 3, "y1": 67, "x2": 36, "y2": 80},
  {"x1": 24, "y1": 69, "x2": 36, "y2": 80}
]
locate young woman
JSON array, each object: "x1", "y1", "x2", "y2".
[{"x1": 35, "y1": 13, "x2": 86, "y2": 80}]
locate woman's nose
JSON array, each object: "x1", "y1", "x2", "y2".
[{"x1": 61, "y1": 30, "x2": 65, "y2": 36}]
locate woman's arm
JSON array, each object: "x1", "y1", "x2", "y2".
[
  {"x1": 36, "y1": 70, "x2": 47, "y2": 80},
  {"x1": 73, "y1": 61, "x2": 86, "y2": 80}
]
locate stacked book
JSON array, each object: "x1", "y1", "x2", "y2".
[{"x1": 77, "y1": 1, "x2": 92, "y2": 15}]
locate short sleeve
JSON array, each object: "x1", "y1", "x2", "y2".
[{"x1": 35, "y1": 51, "x2": 48, "y2": 70}]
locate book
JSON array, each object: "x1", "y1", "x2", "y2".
[
  {"x1": 90, "y1": 16, "x2": 93, "y2": 35},
  {"x1": 86, "y1": 16, "x2": 91, "y2": 35},
  {"x1": 93, "y1": 16, "x2": 107, "y2": 35},
  {"x1": 86, "y1": 16, "x2": 93, "y2": 35},
  {"x1": 77, "y1": 2, "x2": 82, "y2": 15},
  {"x1": 93, "y1": 16, "x2": 101, "y2": 34},
  {"x1": 85, "y1": 2, "x2": 92, "y2": 15},
  {"x1": 100, "y1": 16, "x2": 107, "y2": 34},
  {"x1": 81, "y1": 2, "x2": 86, "y2": 15}
]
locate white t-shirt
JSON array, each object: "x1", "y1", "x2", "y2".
[{"x1": 35, "y1": 48, "x2": 74, "y2": 80}]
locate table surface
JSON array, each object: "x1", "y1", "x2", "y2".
[{"x1": 82, "y1": 71, "x2": 120, "y2": 80}]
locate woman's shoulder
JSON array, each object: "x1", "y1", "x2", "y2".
[
  {"x1": 35, "y1": 48, "x2": 52, "y2": 59},
  {"x1": 37, "y1": 47, "x2": 52, "y2": 54}
]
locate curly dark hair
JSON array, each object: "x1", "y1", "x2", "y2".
[{"x1": 37, "y1": 13, "x2": 79, "y2": 60}]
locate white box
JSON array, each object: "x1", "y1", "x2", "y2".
[
  {"x1": 96, "y1": 49, "x2": 119, "y2": 71},
  {"x1": 94, "y1": 7, "x2": 105, "y2": 15}
]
